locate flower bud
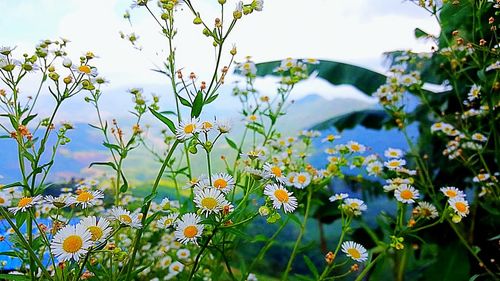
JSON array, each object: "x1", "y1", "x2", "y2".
[
  {"x1": 49, "y1": 72, "x2": 59, "y2": 81},
  {"x1": 193, "y1": 15, "x2": 203, "y2": 25},
  {"x1": 63, "y1": 75, "x2": 73, "y2": 84},
  {"x1": 258, "y1": 206, "x2": 269, "y2": 216},
  {"x1": 63, "y1": 58, "x2": 72, "y2": 68}
]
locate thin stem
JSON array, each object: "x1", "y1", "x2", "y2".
[
  {"x1": 354, "y1": 253, "x2": 385, "y2": 281},
  {"x1": 281, "y1": 188, "x2": 313, "y2": 281},
  {"x1": 124, "y1": 141, "x2": 179, "y2": 281}
]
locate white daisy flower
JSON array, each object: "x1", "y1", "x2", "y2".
[
  {"x1": 342, "y1": 198, "x2": 367, "y2": 216},
  {"x1": 394, "y1": 185, "x2": 419, "y2": 204},
  {"x1": 293, "y1": 172, "x2": 311, "y2": 189},
  {"x1": 201, "y1": 121, "x2": 214, "y2": 133},
  {"x1": 414, "y1": 202, "x2": 439, "y2": 219},
  {"x1": 109, "y1": 207, "x2": 142, "y2": 228},
  {"x1": 216, "y1": 120, "x2": 232, "y2": 133},
  {"x1": 321, "y1": 134, "x2": 341, "y2": 143},
  {"x1": 467, "y1": 84, "x2": 481, "y2": 101},
  {"x1": 264, "y1": 184, "x2": 298, "y2": 213},
  {"x1": 449, "y1": 197, "x2": 470, "y2": 217},
  {"x1": 174, "y1": 213, "x2": 204, "y2": 244},
  {"x1": 44, "y1": 194, "x2": 71, "y2": 209},
  {"x1": 346, "y1": 141, "x2": 366, "y2": 153},
  {"x1": 193, "y1": 188, "x2": 227, "y2": 217},
  {"x1": 384, "y1": 148, "x2": 403, "y2": 158},
  {"x1": 252, "y1": 0, "x2": 264, "y2": 11},
  {"x1": 157, "y1": 213, "x2": 179, "y2": 229},
  {"x1": 471, "y1": 133, "x2": 487, "y2": 142},
  {"x1": 384, "y1": 159, "x2": 406, "y2": 170},
  {"x1": 78, "y1": 216, "x2": 112, "y2": 244},
  {"x1": 175, "y1": 118, "x2": 200, "y2": 141},
  {"x1": 285, "y1": 172, "x2": 297, "y2": 187},
  {"x1": 176, "y1": 249, "x2": 190, "y2": 260},
  {"x1": 0, "y1": 192, "x2": 11, "y2": 207},
  {"x1": 210, "y1": 173, "x2": 235, "y2": 194},
  {"x1": 341, "y1": 241, "x2": 368, "y2": 262},
  {"x1": 238, "y1": 61, "x2": 257, "y2": 76},
  {"x1": 263, "y1": 163, "x2": 285, "y2": 183},
  {"x1": 68, "y1": 190, "x2": 104, "y2": 209},
  {"x1": 50, "y1": 224, "x2": 93, "y2": 262},
  {"x1": 9, "y1": 195, "x2": 42, "y2": 214},
  {"x1": 440, "y1": 186, "x2": 465, "y2": 199},
  {"x1": 329, "y1": 193, "x2": 348, "y2": 202},
  {"x1": 169, "y1": 260, "x2": 185, "y2": 274},
  {"x1": 279, "y1": 57, "x2": 297, "y2": 71},
  {"x1": 366, "y1": 161, "x2": 383, "y2": 176},
  {"x1": 473, "y1": 173, "x2": 490, "y2": 182}
]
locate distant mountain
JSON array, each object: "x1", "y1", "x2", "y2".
[{"x1": 0, "y1": 94, "x2": 377, "y2": 184}]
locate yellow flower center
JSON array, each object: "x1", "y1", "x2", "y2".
[
  {"x1": 87, "y1": 226, "x2": 103, "y2": 241},
  {"x1": 455, "y1": 202, "x2": 468, "y2": 213},
  {"x1": 274, "y1": 189, "x2": 289, "y2": 203},
  {"x1": 249, "y1": 115, "x2": 257, "y2": 121},
  {"x1": 18, "y1": 197, "x2": 33, "y2": 208},
  {"x1": 62, "y1": 235, "x2": 83, "y2": 253},
  {"x1": 347, "y1": 248, "x2": 361, "y2": 259},
  {"x1": 163, "y1": 219, "x2": 173, "y2": 227},
  {"x1": 270, "y1": 166, "x2": 282, "y2": 177},
  {"x1": 76, "y1": 191, "x2": 94, "y2": 202},
  {"x1": 288, "y1": 175, "x2": 295, "y2": 183},
  {"x1": 445, "y1": 190, "x2": 457, "y2": 198},
  {"x1": 389, "y1": 161, "x2": 400, "y2": 167},
  {"x1": 0, "y1": 197, "x2": 5, "y2": 204},
  {"x1": 350, "y1": 202, "x2": 359, "y2": 208},
  {"x1": 213, "y1": 178, "x2": 228, "y2": 189},
  {"x1": 351, "y1": 144, "x2": 360, "y2": 151},
  {"x1": 202, "y1": 122, "x2": 213, "y2": 130},
  {"x1": 201, "y1": 197, "x2": 218, "y2": 210},
  {"x1": 184, "y1": 124, "x2": 195, "y2": 134},
  {"x1": 297, "y1": 175, "x2": 307, "y2": 184},
  {"x1": 119, "y1": 214, "x2": 132, "y2": 224},
  {"x1": 400, "y1": 190, "x2": 414, "y2": 200},
  {"x1": 173, "y1": 265, "x2": 180, "y2": 271},
  {"x1": 78, "y1": 65, "x2": 91, "y2": 74},
  {"x1": 184, "y1": 225, "x2": 198, "y2": 238}
]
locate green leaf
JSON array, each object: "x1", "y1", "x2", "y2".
[
  {"x1": 303, "y1": 255, "x2": 319, "y2": 278},
  {"x1": 225, "y1": 137, "x2": 238, "y2": 150},
  {"x1": 15, "y1": 212, "x2": 27, "y2": 228},
  {"x1": 0, "y1": 274, "x2": 30, "y2": 281},
  {"x1": 311, "y1": 109, "x2": 391, "y2": 132},
  {"x1": 120, "y1": 170, "x2": 129, "y2": 193},
  {"x1": 150, "y1": 107, "x2": 176, "y2": 134},
  {"x1": 191, "y1": 90, "x2": 203, "y2": 118},
  {"x1": 414, "y1": 28, "x2": 431, "y2": 39},
  {"x1": 103, "y1": 142, "x2": 122, "y2": 153},
  {"x1": 21, "y1": 114, "x2": 37, "y2": 126},
  {"x1": 178, "y1": 95, "x2": 191, "y2": 107},
  {"x1": 89, "y1": 161, "x2": 117, "y2": 171},
  {"x1": 205, "y1": 94, "x2": 218, "y2": 104},
  {"x1": 255, "y1": 59, "x2": 386, "y2": 96}
]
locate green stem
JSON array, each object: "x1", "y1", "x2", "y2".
[
  {"x1": 354, "y1": 253, "x2": 385, "y2": 281},
  {"x1": 0, "y1": 207, "x2": 52, "y2": 280},
  {"x1": 281, "y1": 188, "x2": 313, "y2": 281},
  {"x1": 124, "y1": 140, "x2": 179, "y2": 281},
  {"x1": 245, "y1": 217, "x2": 290, "y2": 279},
  {"x1": 188, "y1": 227, "x2": 219, "y2": 281}
]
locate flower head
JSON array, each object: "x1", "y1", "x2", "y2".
[
  {"x1": 414, "y1": 202, "x2": 438, "y2": 219},
  {"x1": 449, "y1": 197, "x2": 469, "y2": 217},
  {"x1": 175, "y1": 118, "x2": 200, "y2": 140},
  {"x1": 342, "y1": 198, "x2": 367, "y2": 216},
  {"x1": 209, "y1": 173, "x2": 235, "y2": 194},
  {"x1": 68, "y1": 190, "x2": 104, "y2": 209},
  {"x1": 440, "y1": 186, "x2": 465, "y2": 199},
  {"x1": 78, "y1": 216, "x2": 112, "y2": 244},
  {"x1": 9, "y1": 195, "x2": 42, "y2": 214},
  {"x1": 194, "y1": 188, "x2": 228, "y2": 217},
  {"x1": 174, "y1": 213, "x2": 204, "y2": 244},
  {"x1": 264, "y1": 184, "x2": 297, "y2": 213},
  {"x1": 109, "y1": 207, "x2": 142, "y2": 228},
  {"x1": 341, "y1": 241, "x2": 368, "y2": 262},
  {"x1": 158, "y1": 213, "x2": 179, "y2": 229},
  {"x1": 51, "y1": 224, "x2": 92, "y2": 262},
  {"x1": 395, "y1": 185, "x2": 419, "y2": 204}
]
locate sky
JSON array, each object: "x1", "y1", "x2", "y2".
[{"x1": 0, "y1": 0, "x2": 440, "y2": 122}]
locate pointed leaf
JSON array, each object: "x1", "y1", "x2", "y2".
[{"x1": 150, "y1": 107, "x2": 176, "y2": 134}]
